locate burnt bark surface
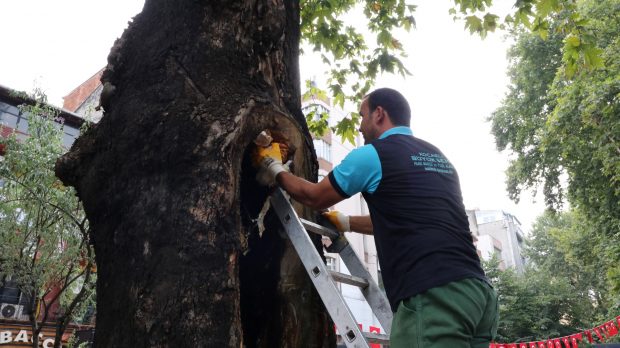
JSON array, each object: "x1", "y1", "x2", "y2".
[{"x1": 56, "y1": 1, "x2": 333, "y2": 347}]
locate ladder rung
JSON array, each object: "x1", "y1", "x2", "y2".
[
  {"x1": 300, "y1": 218, "x2": 340, "y2": 239},
  {"x1": 329, "y1": 271, "x2": 369, "y2": 288},
  {"x1": 363, "y1": 332, "x2": 389, "y2": 344}
]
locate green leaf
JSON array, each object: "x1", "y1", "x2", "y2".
[
  {"x1": 583, "y1": 46, "x2": 603, "y2": 68},
  {"x1": 377, "y1": 30, "x2": 392, "y2": 47},
  {"x1": 483, "y1": 13, "x2": 499, "y2": 33},
  {"x1": 464, "y1": 15, "x2": 484, "y2": 34},
  {"x1": 565, "y1": 35, "x2": 580, "y2": 48},
  {"x1": 403, "y1": 16, "x2": 416, "y2": 31},
  {"x1": 535, "y1": 0, "x2": 560, "y2": 19},
  {"x1": 332, "y1": 116, "x2": 357, "y2": 145}
]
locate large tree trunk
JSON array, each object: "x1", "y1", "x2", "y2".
[{"x1": 56, "y1": 1, "x2": 334, "y2": 347}]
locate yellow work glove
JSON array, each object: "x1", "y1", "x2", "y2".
[
  {"x1": 253, "y1": 143, "x2": 289, "y2": 186},
  {"x1": 322, "y1": 211, "x2": 350, "y2": 233}
]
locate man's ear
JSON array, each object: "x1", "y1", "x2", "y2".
[{"x1": 375, "y1": 106, "x2": 387, "y2": 124}]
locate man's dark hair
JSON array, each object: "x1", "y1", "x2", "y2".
[{"x1": 367, "y1": 88, "x2": 411, "y2": 126}]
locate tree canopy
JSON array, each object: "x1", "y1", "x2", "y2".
[{"x1": 490, "y1": 0, "x2": 619, "y2": 293}]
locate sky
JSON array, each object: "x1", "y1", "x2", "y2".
[{"x1": 0, "y1": 1, "x2": 546, "y2": 232}]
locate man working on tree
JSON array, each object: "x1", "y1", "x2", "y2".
[{"x1": 254, "y1": 88, "x2": 498, "y2": 347}]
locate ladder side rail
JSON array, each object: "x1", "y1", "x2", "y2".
[
  {"x1": 270, "y1": 189, "x2": 370, "y2": 348},
  {"x1": 338, "y1": 244, "x2": 394, "y2": 335}
]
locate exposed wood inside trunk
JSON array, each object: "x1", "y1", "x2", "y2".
[{"x1": 56, "y1": 1, "x2": 334, "y2": 346}]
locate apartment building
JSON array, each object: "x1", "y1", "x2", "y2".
[{"x1": 468, "y1": 209, "x2": 526, "y2": 273}]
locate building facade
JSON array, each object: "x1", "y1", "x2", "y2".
[
  {"x1": 62, "y1": 68, "x2": 104, "y2": 121},
  {"x1": 468, "y1": 209, "x2": 526, "y2": 273}
]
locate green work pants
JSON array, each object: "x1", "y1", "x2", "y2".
[{"x1": 390, "y1": 277, "x2": 499, "y2": 348}]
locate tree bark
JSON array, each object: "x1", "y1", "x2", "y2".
[{"x1": 56, "y1": 1, "x2": 334, "y2": 347}]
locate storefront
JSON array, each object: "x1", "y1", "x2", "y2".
[{"x1": 0, "y1": 320, "x2": 71, "y2": 347}]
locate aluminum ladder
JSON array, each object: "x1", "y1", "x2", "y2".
[{"x1": 270, "y1": 188, "x2": 393, "y2": 348}]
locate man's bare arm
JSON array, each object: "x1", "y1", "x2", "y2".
[
  {"x1": 349, "y1": 215, "x2": 373, "y2": 235},
  {"x1": 276, "y1": 172, "x2": 373, "y2": 235},
  {"x1": 276, "y1": 172, "x2": 344, "y2": 210}
]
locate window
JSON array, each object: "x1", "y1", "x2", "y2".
[
  {"x1": 1, "y1": 101, "x2": 81, "y2": 148},
  {"x1": 0, "y1": 101, "x2": 27, "y2": 133},
  {"x1": 325, "y1": 256, "x2": 337, "y2": 271},
  {"x1": 313, "y1": 139, "x2": 332, "y2": 162},
  {"x1": 0, "y1": 282, "x2": 20, "y2": 305},
  {"x1": 0, "y1": 280, "x2": 33, "y2": 316},
  {"x1": 61, "y1": 125, "x2": 80, "y2": 148}
]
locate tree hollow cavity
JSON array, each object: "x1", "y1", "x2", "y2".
[{"x1": 238, "y1": 112, "x2": 310, "y2": 347}]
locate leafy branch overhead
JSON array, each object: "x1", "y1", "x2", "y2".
[
  {"x1": 450, "y1": 0, "x2": 603, "y2": 75},
  {"x1": 300, "y1": 0, "x2": 604, "y2": 143},
  {"x1": 300, "y1": 0, "x2": 415, "y2": 142}
]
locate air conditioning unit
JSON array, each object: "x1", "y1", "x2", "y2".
[{"x1": 0, "y1": 303, "x2": 24, "y2": 319}]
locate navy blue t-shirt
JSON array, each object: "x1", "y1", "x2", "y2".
[{"x1": 328, "y1": 127, "x2": 486, "y2": 311}]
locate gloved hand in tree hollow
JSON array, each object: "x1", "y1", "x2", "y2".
[
  {"x1": 253, "y1": 142, "x2": 290, "y2": 186},
  {"x1": 322, "y1": 210, "x2": 350, "y2": 234}
]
